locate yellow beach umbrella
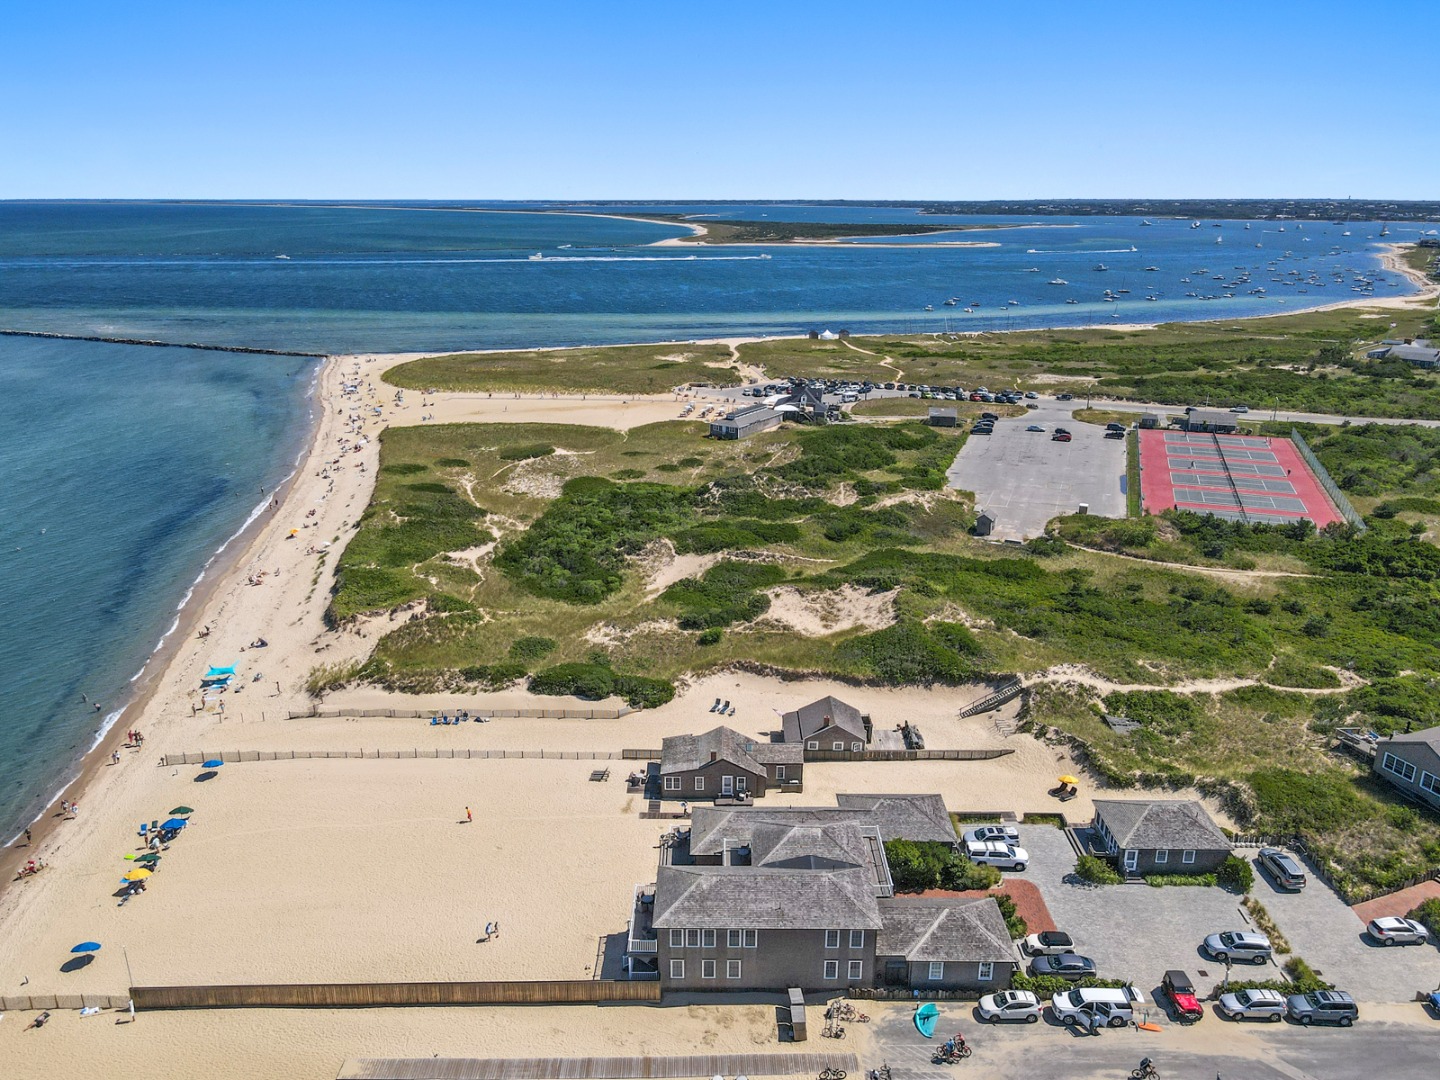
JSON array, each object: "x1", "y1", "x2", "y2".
[
  {"x1": 121, "y1": 868, "x2": 152, "y2": 883},
  {"x1": 1057, "y1": 775, "x2": 1080, "y2": 785}
]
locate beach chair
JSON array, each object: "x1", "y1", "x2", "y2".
[{"x1": 589, "y1": 768, "x2": 610, "y2": 782}]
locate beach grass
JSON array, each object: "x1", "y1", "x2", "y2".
[{"x1": 384, "y1": 342, "x2": 740, "y2": 395}]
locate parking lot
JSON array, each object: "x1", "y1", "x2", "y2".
[
  {"x1": 946, "y1": 402, "x2": 1127, "y2": 540},
  {"x1": 1009, "y1": 826, "x2": 1256, "y2": 1011},
  {"x1": 1248, "y1": 846, "x2": 1440, "y2": 1002}
]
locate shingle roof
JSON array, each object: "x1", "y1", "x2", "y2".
[
  {"x1": 876, "y1": 897, "x2": 1016, "y2": 964},
  {"x1": 1381, "y1": 726, "x2": 1440, "y2": 758},
  {"x1": 690, "y1": 795, "x2": 953, "y2": 856},
  {"x1": 781, "y1": 696, "x2": 867, "y2": 743},
  {"x1": 1092, "y1": 799, "x2": 1228, "y2": 851},
  {"x1": 659, "y1": 726, "x2": 801, "y2": 775}
]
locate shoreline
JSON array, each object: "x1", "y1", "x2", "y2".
[{"x1": 0, "y1": 361, "x2": 329, "y2": 875}]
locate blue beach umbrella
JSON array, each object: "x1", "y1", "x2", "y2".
[
  {"x1": 161, "y1": 817, "x2": 189, "y2": 830},
  {"x1": 70, "y1": 942, "x2": 102, "y2": 954},
  {"x1": 202, "y1": 759, "x2": 224, "y2": 769}
]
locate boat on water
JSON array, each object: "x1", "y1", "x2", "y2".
[
  {"x1": 1215, "y1": 236, "x2": 1223, "y2": 244},
  {"x1": 943, "y1": 298, "x2": 957, "y2": 306},
  {"x1": 275, "y1": 254, "x2": 290, "y2": 260},
  {"x1": 528, "y1": 252, "x2": 544, "y2": 260},
  {"x1": 1191, "y1": 221, "x2": 1201, "y2": 229},
  {"x1": 1049, "y1": 278, "x2": 1068, "y2": 285},
  {"x1": 924, "y1": 305, "x2": 933, "y2": 311},
  {"x1": 1140, "y1": 220, "x2": 1153, "y2": 226},
  {"x1": 1065, "y1": 298, "x2": 1078, "y2": 304},
  {"x1": 1093, "y1": 263, "x2": 1108, "y2": 272},
  {"x1": 1024, "y1": 267, "x2": 1041, "y2": 272},
  {"x1": 1144, "y1": 266, "x2": 1160, "y2": 272}
]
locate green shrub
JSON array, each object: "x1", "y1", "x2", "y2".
[
  {"x1": 1142, "y1": 872, "x2": 1218, "y2": 887},
  {"x1": 995, "y1": 893, "x2": 1028, "y2": 939},
  {"x1": 458, "y1": 661, "x2": 528, "y2": 690},
  {"x1": 499, "y1": 444, "x2": 554, "y2": 461},
  {"x1": 1075, "y1": 855, "x2": 1123, "y2": 885},
  {"x1": 508, "y1": 635, "x2": 557, "y2": 663},
  {"x1": 660, "y1": 560, "x2": 789, "y2": 629},
  {"x1": 1247, "y1": 768, "x2": 1374, "y2": 833},
  {"x1": 1282, "y1": 956, "x2": 1333, "y2": 991},
  {"x1": 837, "y1": 619, "x2": 978, "y2": 684},
  {"x1": 611, "y1": 468, "x2": 646, "y2": 479},
  {"x1": 1011, "y1": 973, "x2": 1131, "y2": 997},
  {"x1": 1407, "y1": 896, "x2": 1440, "y2": 935},
  {"x1": 884, "y1": 839, "x2": 997, "y2": 892},
  {"x1": 1217, "y1": 854, "x2": 1255, "y2": 893},
  {"x1": 435, "y1": 457, "x2": 470, "y2": 468},
  {"x1": 525, "y1": 663, "x2": 674, "y2": 709},
  {"x1": 696, "y1": 628, "x2": 723, "y2": 646}
]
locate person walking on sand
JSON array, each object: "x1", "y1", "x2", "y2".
[
  {"x1": 465, "y1": 806, "x2": 472, "y2": 823},
  {"x1": 25, "y1": 827, "x2": 32, "y2": 845}
]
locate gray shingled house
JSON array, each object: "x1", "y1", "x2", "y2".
[
  {"x1": 658, "y1": 726, "x2": 803, "y2": 800},
  {"x1": 782, "y1": 696, "x2": 871, "y2": 752},
  {"x1": 630, "y1": 795, "x2": 1013, "y2": 993},
  {"x1": 1373, "y1": 726, "x2": 1440, "y2": 809},
  {"x1": 1091, "y1": 799, "x2": 1231, "y2": 876},
  {"x1": 875, "y1": 897, "x2": 1018, "y2": 990}
]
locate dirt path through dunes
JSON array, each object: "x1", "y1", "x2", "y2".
[
  {"x1": 841, "y1": 338, "x2": 905, "y2": 380},
  {"x1": 1063, "y1": 541, "x2": 1316, "y2": 582},
  {"x1": 1023, "y1": 662, "x2": 1362, "y2": 697}
]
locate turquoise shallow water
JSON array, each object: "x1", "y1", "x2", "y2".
[{"x1": 0, "y1": 200, "x2": 1425, "y2": 836}]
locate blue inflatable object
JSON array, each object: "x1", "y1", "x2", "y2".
[{"x1": 914, "y1": 1002, "x2": 939, "y2": 1038}]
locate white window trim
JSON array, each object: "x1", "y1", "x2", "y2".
[
  {"x1": 702, "y1": 929, "x2": 715, "y2": 948},
  {"x1": 1182, "y1": 849, "x2": 1196, "y2": 864},
  {"x1": 825, "y1": 929, "x2": 840, "y2": 949},
  {"x1": 736, "y1": 775, "x2": 747, "y2": 792},
  {"x1": 851, "y1": 742, "x2": 863, "y2": 752},
  {"x1": 928, "y1": 961, "x2": 944, "y2": 981},
  {"x1": 823, "y1": 960, "x2": 839, "y2": 980},
  {"x1": 663, "y1": 775, "x2": 681, "y2": 791},
  {"x1": 701, "y1": 959, "x2": 716, "y2": 979},
  {"x1": 776, "y1": 765, "x2": 786, "y2": 780},
  {"x1": 669, "y1": 929, "x2": 683, "y2": 948},
  {"x1": 1383, "y1": 752, "x2": 1417, "y2": 783},
  {"x1": 832, "y1": 741, "x2": 845, "y2": 751},
  {"x1": 694, "y1": 776, "x2": 704, "y2": 792},
  {"x1": 1155, "y1": 849, "x2": 1169, "y2": 864},
  {"x1": 806, "y1": 740, "x2": 819, "y2": 750},
  {"x1": 670, "y1": 959, "x2": 684, "y2": 979},
  {"x1": 848, "y1": 960, "x2": 863, "y2": 980},
  {"x1": 850, "y1": 930, "x2": 864, "y2": 949},
  {"x1": 978, "y1": 961, "x2": 994, "y2": 981},
  {"x1": 727, "y1": 959, "x2": 742, "y2": 980},
  {"x1": 685, "y1": 928, "x2": 700, "y2": 948},
  {"x1": 743, "y1": 929, "x2": 757, "y2": 948},
  {"x1": 1421, "y1": 770, "x2": 1440, "y2": 795}
]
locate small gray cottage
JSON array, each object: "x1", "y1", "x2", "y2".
[
  {"x1": 1091, "y1": 798, "x2": 1231, "y2": 876},
  {"x1": 1373, "y1": 726, "x2": 1440, "y2": 809},
  {"x1": 781, "y1": 696, "x2": 871, "y2": 752},
  {"x1": 710, "y1": 404, "x2": 782, "y2": 440},
  {"x1": 658, "y1": 726, "x2": 803, "y2": 800},
  {"x1": 875, "y1": 897, "x2": 1018, "y2": 990}
]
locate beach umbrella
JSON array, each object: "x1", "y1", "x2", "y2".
[
  {"x1": 202, "y1": 760, "x2": 224, "y2": 769},
  {"x1": 161, "y1": 817, "x2": 189, "y2": 830},
  {"x1": 169, "y1": 806, "x2": 195, "y2": 816},
  {"x1": 134, "y1": 853, "x2": 161, "y2": 864},
  {"x1": 70, "y1": 942, "x2": 102, "y2": 954},
  {"x1": 121, "y1": 868, "x2": 152, "y2": 883},
  {"x1": 1057, "y1": 775, "x2": 1080, "y2": 785}
]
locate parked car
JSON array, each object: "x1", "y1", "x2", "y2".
[
  {"x1": 1230, "y1": 405, "x2": 1250, "y2": 413},
  {"x1": 980, "y1": 412, "x2": 999, "y2": 421},
  {"x1": 1103, "y1": 429, "x2": 1126, "y2": 439},
  {"x1": 1161, "y1": 970, "x2": 1204, "y2": 1022},
  {"x1": 1367, "y1": 917, "x2": 1430, "y2": 946},
  {"x1": 1024, "y1": 391, "x2": 1039, "y2": 399},
  {"x1": 1287, "y1": 990, "x2": 1358, "y2": 1026},
  {"x1": 1023, "y1": 930, "x2": 1075, "y2": 956},
  {"x1": 1053, "y1": 427, "x2": 1070, "y2": 435},
  {"x1": 1217, "y1": 988, "x2": 1287, "y2": 1022},
  {"x1": 963, "y1": 825, "x2": 1020, "y2": 844},
  {"x1": 1049, "y1": 986, "x2": 1146, "y2": 1027},
  {"x1": 1203, "y1": 931, "x2": 1273, "y2": 965},
  {"x1": 1055, "y1": 393, "x2": 1074, "y2": 401},
  {"x1": 963, "y1": 840, "x2": 1029, "y2": 870},
  {"x1": 1029, "y1": 953, "x2": 1097, "y2": 980},
  {"x1": 1052, "y1": 433, "x2": 1072, "y2": 442},
  {"x1": 977, "y1": 989, "x2": 1043, "y2": 1023},
  {"x1": 1105, "y1": 422, "x2": 1126, "y2": 432},
  {"x1": 1257, "y1": 848, "x2": 1307, "y2": 890},
  {"x1": 971, "y1": 426, "x2": 993, "y2": 436},
  {"x1": 1026, "y1": 424, "x2": 1047, "y2": 432}
]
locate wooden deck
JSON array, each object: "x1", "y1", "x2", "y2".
[{"x1": 337, "y1": 1052, "x2": 856, "y2": 1080}]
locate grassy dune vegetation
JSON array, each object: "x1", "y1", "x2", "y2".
[{"x1": 384, "y1": 342, "x2": 740, "y2": 395}]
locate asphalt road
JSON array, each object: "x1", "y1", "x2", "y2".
[{"x1": 945, "y1": 402, "x2": 1127, "y2": 540}]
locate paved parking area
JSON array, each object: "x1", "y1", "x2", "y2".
[
  {"x1": 1011, "y1": 827, "x2": 1263, "y2": 1003},
  {"x1": 1248, "y1": 847, "x2": 1440, "y2": 1003},
  {"x1": 946, "y1": 403, "x2": 1127, "y2": 540}
]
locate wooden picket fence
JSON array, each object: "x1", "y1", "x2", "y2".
[{"x1": 131, "y1": 979, "x2": 659, "y2": 1009}]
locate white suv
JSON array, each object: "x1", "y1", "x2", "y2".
[
  {"x1": 1203, "y1": 931, "x2": 1273, "y2": 965},
  {"x1": 964, "y1": 840, "x2": 1029, "y2": 871}
]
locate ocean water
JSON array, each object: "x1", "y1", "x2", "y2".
[
  {"x1": 0, "y1": 336, "x2": 313, "y2": 836},
  {"x1": 0, "y1": 200, "x2": 1424, "y2": 836}
]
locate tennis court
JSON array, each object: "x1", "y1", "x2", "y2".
[{"x1": 1138, "y1": 429, "x2": 1343, "y2": 528}]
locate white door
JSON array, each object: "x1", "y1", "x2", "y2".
[
  {"x1": 1123, "y1": 849, "x2": 1138, "y2": 872},
  {"x1": 721, "y1": 775, "x2": 734, "y2": 795}
]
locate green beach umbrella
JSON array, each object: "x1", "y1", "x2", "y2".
[
  {"x1": 169, "y1": 806, "x2": 195, "y2": 816},
  {"x1": 134, "y1": 853, "x2": 161, "y2": 864}
]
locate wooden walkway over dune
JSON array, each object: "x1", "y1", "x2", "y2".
[{"x1": 337, "y1": 1053, "x2": 856, "y2": 1080}]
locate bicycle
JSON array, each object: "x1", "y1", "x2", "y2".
[
  {"x1": 819, "y1": 1069, "x2": 848, "y2": 1080},
  {"x1": 1130, "y1": 1059, "x2": 1158, "y2": 1080},
  {"x1": 867, "y1": 1065, "x2": 892, "y2": 1080}
]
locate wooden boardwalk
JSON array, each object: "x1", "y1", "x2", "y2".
[{"x1": 337, "y1": 1052, "x2": 856, "y2": 1080}]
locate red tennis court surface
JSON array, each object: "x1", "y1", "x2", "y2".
[{"x1": 1138, "y1": 429, "x2": 1343, "y2": 528}]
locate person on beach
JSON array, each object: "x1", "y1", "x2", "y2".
[
  {"x1": 465, "y1": 806, "x2": 472, "y2": 823},
  {"x1": 24, "y1": 827, "x2": 32, "y2": 845},
  {"x1": 60, "y1": 800, "x2": 69, "y2": 815}
]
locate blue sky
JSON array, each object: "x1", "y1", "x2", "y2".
[{"x1": 3, "y1": 0, "x2": 1437, "y2": 199}]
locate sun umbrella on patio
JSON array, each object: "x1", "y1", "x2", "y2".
[
  {"x1": 169, "y1": 806, "x2": 195, "y2": 816},
  {"x1": 70, "y1": 942, "x2": 102, "y2": 954},
  {"x1": 1057, "y1": 775, "x2": 1079, "y2": 785},
  {"x1": 121, "y1": 868, "x2": 152, "y2": 883},
  {"x1": 161, "y1": 817, "x2": 189, "y2": 830},
  {"x1": 201, "y1": 760, "x2": 224, "y2": 769}
]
